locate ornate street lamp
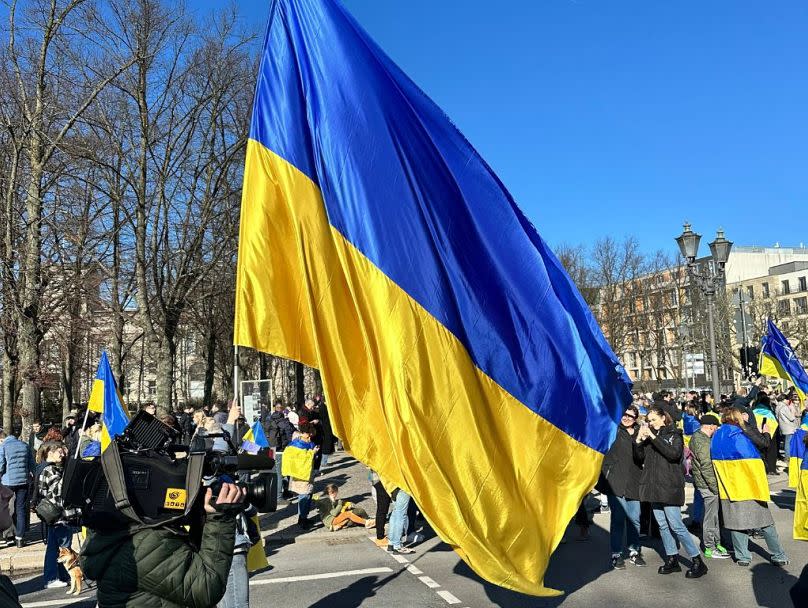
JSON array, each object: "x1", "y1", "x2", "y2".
[{"x1": 674, "y1": 223, "x2": 733, "y2": 400}]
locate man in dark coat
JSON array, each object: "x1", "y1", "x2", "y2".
[
  {"x1": 654, "y1": 390, "x2": 682, "y2": 423},
  {"x1": 596, "y1": 404, "x2": 645, "y2": 569},
  {"x1": 316, "y1": 398, "x2": 336, "y2": 470}
]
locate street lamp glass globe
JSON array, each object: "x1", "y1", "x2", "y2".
[
  {"x1": 709, "y1": 229, "x2": 733, "y2": 267},
  {"x1": 675, "y1": 222, "x2": 701, "y2": 262}
]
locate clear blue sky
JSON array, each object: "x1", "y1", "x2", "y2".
[{"x1": 208, "y1": 0, "x2": 808, "y2": 254}]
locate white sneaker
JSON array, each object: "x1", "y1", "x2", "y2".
[{"x1": 45, "y1": 580, "x2": 68, "y2": 589}]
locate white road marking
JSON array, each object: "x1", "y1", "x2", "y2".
[
  {"x1": 436, "y1": 590, "x2": 463, "y2": 604},
  {"x1": 22, "y1": 599, "x2": 86, "y2": 608},
  {"x1": 419, "y1": 575, "x2": 441, "y2": 589},
  {"x1": 250, "y1": 567, "x2": 393, "y2": 585},
  {"x1": 406, "y1": 564, "x2": 423, "y2": 575},
  {"x1": 391, "y1": 553, "x2": 410, "y2": 564}
]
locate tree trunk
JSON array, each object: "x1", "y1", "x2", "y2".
[
  {"x1": 155, "y1": 337, "x2": 175, "y2": 415},
  {"x1": 2, "y1": 348, "x2": 16, "y2": 432},
  {"x1": 61, "y1": 351, "x2": 74, "y2": 420},
  {"x1": 17, "y1": 316, "x2": 39, "y2": 440},
  {"x1": 294, "y1": 361, "x2": 305, "y2": 408},
  {"x1": 203, "y1": 330, "x2": 216, "y2": 407}
]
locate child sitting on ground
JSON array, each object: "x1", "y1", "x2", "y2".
[{"x1": 315, "y1": 484, "x2": 375, "y2": 531}]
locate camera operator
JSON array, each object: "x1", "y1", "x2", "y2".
[{"x1": 81, "y1": 482, "x2": 246, "y2": 607}]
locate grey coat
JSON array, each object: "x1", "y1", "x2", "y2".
[{"x1": 721, "y1": 499, "x2": 774, "y2": 531}]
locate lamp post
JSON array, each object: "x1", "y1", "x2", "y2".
[{"x1": 675, "y1": 223, "x2": 733, "y2": 400}]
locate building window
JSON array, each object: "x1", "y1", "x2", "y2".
[
  {"x1": 782, "y1": 280, "x2": 791, "y2": 295},
  {"x1": 762, "y1": 282, "x2": 770, "y2": 298},
  {"x1": 746, "y1": 285, "x2": 754, "y2": 300},
  {"x1": 147, "y1": 380, "x2": 156, "y2": 396},
  {"x1": 796, "y1": 297, "x2": 808, "y2": 315},
  {"x1": 778, "y1": 299, "x2": 791, "y2": 315},
  {"x1": 800, "y1": 276, "x2": 807, "y2": 292}
]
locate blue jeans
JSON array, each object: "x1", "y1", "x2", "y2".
[
  {"x1": 652, "y1": 504, "x2": 700, "y2": 558},
  {"x1": 387, "y1": 490, "x2": 411, "y2": 549},
  {"x1": 692, "y1": 489, "x2": 704, "y2": 524},
  {"x1": 730, "y1": 526, "x2": 787, "y2": 563},
  {"x1": 298, "y1": 494, "x2": 311, "y2": 521},
  {"x1": 10, "y1": 485, "x2": 28, "y2": 538},
  {"x1": 607, "y1": 495, "x2": 641, "y2": 557},
  {"x1": 43, "y1": 524, "x2": 73, "y2": 584},
  {"x1": 217, "y1": 553, "x2": 249, "y2": 608},
  {"x1": 275, "y1": 452, "x2": 285, "y2": 499},
  {"x1": 784, "y1": 434, "x2": 794, "y2": 459}
]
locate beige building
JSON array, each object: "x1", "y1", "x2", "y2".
[{"x1": 614, "y1": 245, "x2": 808, "y2": 392}]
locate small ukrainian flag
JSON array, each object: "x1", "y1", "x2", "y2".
[
  {"x1": 241, "y1": 421, "x2": 270, "y2": 454},
  {"x1": 87, "y1": 351, "x2": 129, "y2": 452}
]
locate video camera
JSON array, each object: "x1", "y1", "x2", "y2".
[{"x1": 63, "y1": 411, "x2": 277, "y2": 531}]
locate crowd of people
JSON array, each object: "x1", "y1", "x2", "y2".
[
  {"x1": 591, "y1": 378, "x2": 801, "y2": 581},
  {"x1": 0, "y1": 379, "x2": 805, "y2": 605}
]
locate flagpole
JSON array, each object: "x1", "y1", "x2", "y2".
[
  {"x1": 233, "y1": 345, "x2": 239, "y2": 406},
  {"x1": 74, "y1": 408, "x2": 90, "y2": 459}
]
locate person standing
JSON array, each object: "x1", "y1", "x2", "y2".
[
  {"x1": 284, "y1": 424, "x2": 318, "y2": 529},
  {"x1": 0, "y1": 430, "x2": 35, "y2": 547},
  {"x1": 596, "y1": 405, "x2": 645, "y2": 569},
  {"x1": 266, "y1": 402, "x2": 294, "y2": 501},
  {"x1": 689, "y1": 414, "x2": 729, "y2": 560},
  {"x1": 387, "y1": 488, "x2": 414, "y2": 555},
  {"x1": 776, "y1": 395, "x2": 799, "y2": 462},
  {"x1": 37, "y1": 444, "x2": 76, "y2": 589},
  {"x1": 713, "y1": 409, "x2": 788, "y2": 567},
  {"x1": 634, "y1": 407, "x2": 707, "y2": 578},
  {"x1": 316, "y1": 398, "x2": 336, "y2": 472}
]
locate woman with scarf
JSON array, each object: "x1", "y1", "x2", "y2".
[{"x1": 711, "y1": 408, "x2": 788, "y2": 567}]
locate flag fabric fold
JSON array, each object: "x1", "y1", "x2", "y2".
[
  {"x1": 794, "y1": 451, "x2": 808, "y2": 541},
  {"x1": 86, "y1": 352, "x2": 129, "y2": 452},
  {"x1": 234, "y1": 0, "x2": 632, "y2": 595},
  {"x1": 790, "y1": 424, "x2": 808, "y2": 488},
  {"x1": 711, "y1": 424, "x2": 770, "y2": 502},
  {"x1": 760, "y1": 318, "x2": 808, "y2": 403}
]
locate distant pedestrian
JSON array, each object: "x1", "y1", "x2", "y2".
[
  {"x1": 776, "y1": 395, "x2": 799, "y2": 460},
  {"x1": 314, "y1": 484, "x2": 374, "y2": 531},
  {"x1": 0, "y1": 429, "x2": 36, "y2": 547}
]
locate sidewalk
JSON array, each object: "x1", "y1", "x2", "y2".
[{"x1": 2, "y1": 451, "x2": 374, "y2": 579}]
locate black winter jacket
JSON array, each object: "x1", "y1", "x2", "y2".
[
  {"x1": 266, "y1": 412, "x2": 294, "y2": 451},
  {"x1": 596, "y1": 425, "x2": 642, "y2": 500},
  {"x1": 634, "y1": 424, "x2": 685, "y2": 506}
]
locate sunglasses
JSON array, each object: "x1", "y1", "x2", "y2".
[{"x1": 622, "y1": 413, "x2": 638, "y2": 420}]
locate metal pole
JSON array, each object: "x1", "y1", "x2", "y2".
[
  {"x1": 233, "y1": 345, "x2": 239, "y2": 404},
  {"x1": 706, "y1": 291, "x2": 721, "y2": 399},
  {"x1": 739, "y1": 288, "x2": 749, "y2": 378}
]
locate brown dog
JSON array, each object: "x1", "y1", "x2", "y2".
[{"x1": 56, "y1": 547, "x2": 84, "y2": 595}]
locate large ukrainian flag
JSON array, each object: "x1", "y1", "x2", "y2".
[
  {"x1": 87, "y1": 351, "x2": 129, "y2": 452},
  {"x1": 789, "y1": 425, "x2": 808, "y2": 488},
  {"x1": 760, "y1": 318, "x2": 808, "y2": 403},
  {"x1": 711, "y1": 424, "x2": 770, "y2": 502},
  {"x1": 234, "y1": 0, "x2": 632, "y2": 595}
]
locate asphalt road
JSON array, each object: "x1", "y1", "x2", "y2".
[{"x1": 14, "y1": 474, "x2": 807, "y2": 608}]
